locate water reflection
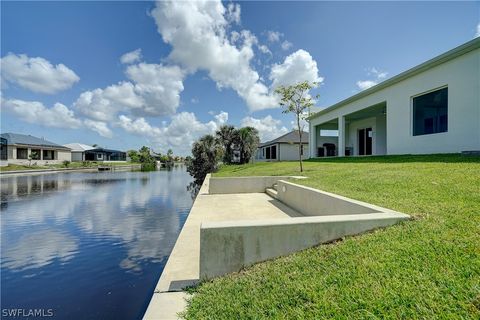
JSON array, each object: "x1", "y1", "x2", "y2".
[{"x1": 1, "y1": 166, "x2": 194, "y2": 319}]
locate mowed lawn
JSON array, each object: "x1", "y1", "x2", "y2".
[{"x1": 184, "y1": 154, "x2": 480, "y2": 319}]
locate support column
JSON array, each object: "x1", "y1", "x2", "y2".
[
  {"x1": 338, "y1": 116, "x2": 345, "y2": 157},
  {"x1": 40, "y1": 149, "x2": 44, "y2": 160},
  {"x1": 310, "y1": 123, "x2": 316, "y2": 158}
]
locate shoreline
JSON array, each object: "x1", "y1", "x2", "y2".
[{"x1": 0, "y1": 164, "x2": 142, "y2": 177}]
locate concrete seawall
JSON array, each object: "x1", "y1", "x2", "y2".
[{"x1": 144, "y1": 174, "x2": 409, "y2": 319}]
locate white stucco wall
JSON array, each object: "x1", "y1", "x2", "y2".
[
  {"x1": 309, "y1": 47, "x2": 480, "y2": 156},
  {"x1": 57, "y1": 150, "x2": 72, "y2": 161},
  {"x1": 278, "y1": 143, "x2": 309, "y2": 161},
  {"x1": 71, "y1": 151, "x2": 84, "y2": 162}
]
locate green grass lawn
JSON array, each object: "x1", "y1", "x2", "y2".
[{"x1": 184, "y1": 154, "x2": 480, "y2": 319}]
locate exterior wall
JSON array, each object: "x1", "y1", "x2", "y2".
[
  {"x1": 71, "y1": 151, "x2": 84, "y2": 162},
  {"x1": 278, "y1": 143, "x2": 310, "y2": 161},
  {"x1": 309, "y1": 48, "x2": 480, "y2": 155},
  {"x1": 5, "y1": 145, "x2": 72, "y2": 165},
  {"x1": 257, "y1": 143, "x2": 310, "y2": 161},
  {"x1": 57, "y1": 150, "x2": 72, "y2": 162}
]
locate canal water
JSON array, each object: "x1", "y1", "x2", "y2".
[{"x1": 1, "y1": 166, "x2": 194, "y2": 319}]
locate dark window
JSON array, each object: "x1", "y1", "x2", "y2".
[
  {"x1": 0, "y1": 138, "x2": 7, "y2": 160},
  {"x1": 413, "y1": 87, "x2": 448, "y2": 136},
  {"x1": 17, "y1": 148, "x2": 28, "y2": 159},
  {"x1": 271, "y1": 146, "x2": 276, "y2": 159},
  {"x1": 43, "y1": 150, "x2": 55, "y2": 160},
  {"x1": 266, "y1": 147, "x2": 271, "y2": 159},
  {"x1": 300, "y1": 144, "x2": 304, "y2": 156}
]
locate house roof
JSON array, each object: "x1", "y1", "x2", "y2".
[
  {"x1": 86, "y1": 147, "x2": 125, "y2": 154},
  {"x1": 260, "y1": 130, "x2": 309, "y2": 147},
  {"x1": 64, "y1": 143, "x2": 95, "y2": 152},
  {"x1": 308, "y1": 37, "x2": 480, "y2": 120},
  {"x1": 0, "y1": 133, "x2": 70, "y2": 150}
]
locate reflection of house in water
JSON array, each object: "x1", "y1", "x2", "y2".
[{"x1": 1, "y1": 175, "x2": 66, "y2": 207}]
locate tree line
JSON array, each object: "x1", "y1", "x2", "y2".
[{"x1": 186, "y1": 125, "x2": 260, "y2": 184}]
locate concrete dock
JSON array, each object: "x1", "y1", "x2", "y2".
[{"x1": 143, "y1": 175, "x2": 302, "y2": 319}]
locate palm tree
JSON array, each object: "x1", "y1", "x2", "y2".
[
  {"x1": 215, "y1": 125, "x2": 237, "y2": 164},
  {"x1": 187, "y1": 134, "x2": 223, "y2": 183},
  {"x1": 236, "y1": 126, "x2": 260, "y2": 164}
]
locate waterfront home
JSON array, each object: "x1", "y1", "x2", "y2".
[
  {"x1": 256, "y1": 130, "x2": 309, "y2": 161},
  {"x1": 0, "y1": 132, "x2": 72, "y2": 165},
  {"x1": 64, "y1": 143, "x2": 126, "y2": 162},
  {"x1": 83, "y1": 147, "x2": 127, "y2": 162},
  {"x1": 63, "y1": 143, "x2": 95, "y2": 161},
  {"x1": 308, "y1": 38, "x2": 480, "y2": 157}
]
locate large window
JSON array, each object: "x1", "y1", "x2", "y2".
[
  {"x1": 43, "y1": 150, "x2": 55, "y2": 160},
  {"x1": 413, "y1": 87, "x2": 448, "y2": 136},
  {"x1": 0, "y1": 138, "x2": 7, "y2": 160},
  {"x1": 17, "y1": 148, "x2": 28, "y2": 159},
  {"x1": 265, "y1": 145, "x2": 277, "y2": 160}
]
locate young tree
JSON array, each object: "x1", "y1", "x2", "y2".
[
  {"x1": 127, "y1": 150, "x2": 139, "y2": 163},
  {"x1": 275, "y1": 81, "x2": 319, "y2": 172},
  {"x1": 28, "y1": 151, "x2": 38, "y2": 167}
]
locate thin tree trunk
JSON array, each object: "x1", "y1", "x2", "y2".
[{"x1": 297, "y1": 116, "x2": 303, "y2": 172}]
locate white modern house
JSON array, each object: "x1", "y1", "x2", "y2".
[
  {"x1": 0, "y1": 133, "x2": 72, "y2": 165},
  {"x1": 308, "y1": 38, "x2": 480, "y2": 157},
  {"x1": 256, "y1": 130, "x2": 309, "y2": 161}
]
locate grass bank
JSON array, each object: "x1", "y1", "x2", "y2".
[{"x1": 184, "y1": 154, "x2": 480, "y2": 319}]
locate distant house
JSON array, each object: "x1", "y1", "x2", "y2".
[
  {"x1": 63, "y1": 143, "x2": 95, "y2": 162},
  {"x1": 255, "y1": 130, "x2": 309, "y2": 161},
  {"x1": 84, "y1": 148, "x2": 127, "y2": 162},
  {"x1": 0, "y1": 133, "x2": 71, "y2": 165}
]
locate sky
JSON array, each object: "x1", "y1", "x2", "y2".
[{"x1": 1, "y1": 1, "x2": 479, "y2": 155}]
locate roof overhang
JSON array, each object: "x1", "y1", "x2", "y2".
[{"x1": 308, "y1": 38, "x2": 480, "y2": 121}]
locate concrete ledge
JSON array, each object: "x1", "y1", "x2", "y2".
[
  {"x1": 200, "y1": 212, "x2": 409, "y2": 279},
  {"x1": 276, "y1": 180, "x2": 383, "y2": 216},
  {"x1": 208, "y1": 176, "x2": 305, "y2": 194}
]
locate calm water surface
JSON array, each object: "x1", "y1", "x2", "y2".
[{"x1": 1, "y1": 166, "x2": 194, "y2": 319}]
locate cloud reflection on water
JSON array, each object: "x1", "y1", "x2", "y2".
[{"x1": 1, "y1": 167, "x2": 193, "y2": 273}]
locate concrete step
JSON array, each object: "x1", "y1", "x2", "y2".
[
  {"x1": 266, "y1": 188, "x2": 278, "y2": 198},
  {"x1": 272, "y1": 183, "x2": 278, "y2": 191}
]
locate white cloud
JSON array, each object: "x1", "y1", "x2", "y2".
[
  {"x1": 120, "y1": 49, "x2": 142, "y2": 64},
  {"x1": 150, "y1": 0, "x2": 278, "y2": 111},
  {"x1": 117, "y1": 111, "x2": 228, "y2": 155},
  {"x1": 281, "y1": 40, "x2": 293, "y2": 51},
  {"x1": 74, "y1": 63, "x2": 184, "y2": 121},
  {"x1": 2, "y1": 98, "x2": 82, "y2": 128},
  {"x1": 356, "y1": 80, "x2": 378, "y2": 90},
  {"x1": 475, "y1": 23, "x2": 480, "y2": 38},
  {"x1": 0, "y1": 53, "x2": 80, "y2": 94},
  {"x1": 266, "y1": 30, "x2": 282, "y2": 43},
  {"x1": 241, "y1": 115, "x2": 288, "y2": 142},
  {"x1": 226, "y1": 2, "x2": 241, "y2": 25},
  {"x1": 84, "y1": 119, "x2": 113, "y2": 138},
  {"x1": 356, "y1": 67, "x2": 388, "y2": 91},
  {"x1": 270, "y1": 49, "x2": 323, "y2": 89}
]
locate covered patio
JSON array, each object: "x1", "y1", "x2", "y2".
[{"x1": 311, "y1": 102, "x2": 387, "y2": 157}]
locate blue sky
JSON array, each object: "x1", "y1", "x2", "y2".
[{"x1": 1, "y1": 1, "x2": 479, "y2": 155}]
